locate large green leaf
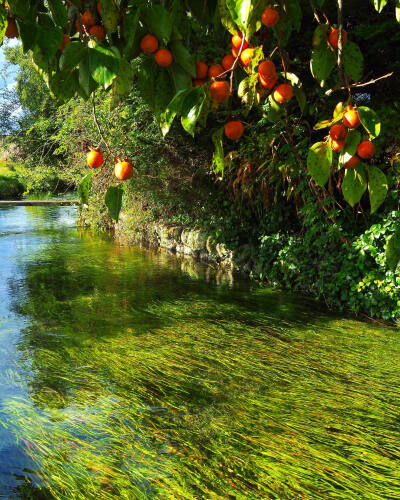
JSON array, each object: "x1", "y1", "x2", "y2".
[
  {"x1": 105, "y1": 185, "x2": 124, "y2": 221},
  {"x1": 312, "y1": 24, "x2": 329, "y2": 48},
  {"x1": 169, "y1": 41, "x2": 196, "y2": 78},
  {"x1": 307, "y1": 141, "x2": 332, "y2": 187},
  {"x1": 386, "y1": 229, "x2": 400, "y2": 271},
  {"x1": 367, "y1": 165, "x2": 387, "y2": 213},
  {"x1": 218, "y1": 0, "x2": 237, "y2": 34},
  {"x1": 142, "y1": 5, "x2": 173, "y2": 43},
  {"x1": 60, "y1": 42, "x2": 87, "y2": 71},
  {"x1": 89, "y1": 45, "x2": 120, "y2": 89},
  {"x1": 225, "y1": 0, "x2": 264, "y2": 40},
  {"x1": 78, "y1": 173, "x2": 93, "y2": 205},
  {"x1": 343, "y1": 41, "x2": 363, "y2": 82},
  {"x1": 99, "y1": 0, "x2": 119, "y2": 33},
  {"x1": 16, "y1": 21, "x2": 36, "y2": 53},
  {"x1": 373, "y1": 0, "x2": 388, "y2": 12},
  {"x1": 358, "y1": 106, "x2": 381, "y2": 139},
  {"x1": 0, "y1": 8, "x2": 8, "y2": 47},
  {"x1": 48, "y1": 0, "x2": 68, "y2": 27},
  {"x1": 212, "y1": 127, "x2": 225, "y2": 175},
  {"x1": 181, "y1": 87, "x2": 207, "y2": 136},
  {"x1": 285, "y1": 0, "x2": 302, "y2": 32},
  {"x1": 169, "y1": 62, "x2": 193, "y2": 92},
  {"x1": 49, "y1": 69, "x2": 80, "y2": 102},
  {"x1": 310, "y1": 44, "x2": 336, "y2": 82},
  {"x1": 122, "y1": 7, "x2": 142, "y2": 60},
  {"x1": 36, "y1": 23, "x2": 63, "y2": 60},
  {"x1": 79, "y1": 55, "x2": 98, "y2": 100},
  {"x1": 160, "y1": 89, "x2": 190, "y2": 136},
  {"x1": 342, "y1": 163, "x2": 367, "y2": 207},
  {"x1": 338, "y1": 129, "x2": 361, "y2": 167},
  {"x1": 111, "y1": 58, "x2": 133, "y2": 106}
]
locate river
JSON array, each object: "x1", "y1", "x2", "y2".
[{"x1": 0, "y1": 205, "x2": 399, "y2": 499}]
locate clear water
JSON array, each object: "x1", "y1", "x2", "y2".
[{"x1": 0, "y1": 205, "x2": 399, "y2": 499}]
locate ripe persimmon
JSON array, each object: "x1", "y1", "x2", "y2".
[
  {"x1": 195, "y1": 61, "x2": 208, "y2": 79},
  {"x1": 329, "y1": 138, "x2": 345, "y2": 152},
  {"x1": 258, "y1": 60, "x2": 276, "y2": 78},
  {"x1": 232, "y1": 47, "x2": 239, "y2": 58},
  {"x1": 328, "y1": 27, "x2": 348, "y2": 48},
  {"x1": 115, "y1": 161, "x2": 133, "y2": 181},
  {"x1": 208, "y1": 64, "x2": 224, "y2": 79},
  {"x1": 193, "y1": 79, "x2": 204, "y2": 87},
  {"x1": 60, "y1": 34, "x2": 71, "y2": 51},
  {"x1": 87, "y1": 150, "x2": 103, "y2": 168},
  {"x1": 97, "y1": 1, "x2": 101, "y2": 14},
  {"x1": 89, "y1": 25, "x2": 106, "y2": 41},
  {"x1": 81, "y1": 10, "x2": 96, "y2": 28},
  {"x1": 231, "y1": 32, "x2": 248, "y2": 51},
  {"x1": 343, "y1": 107, "x2": 360, "y2": 128},
  {"x1": 261, "y1": 8, "x2": 279, "y2": 27},
  {"x1": 225, "y1": 121, "x2": 244, "y2": 140},
  {"x1": 329, "y1": 123, "x2": 347, "y2": 141},
  {"x1": 344, "y1": 155, "x2": 360, "y2": 169},
  {"x1": 273, "y1": 83, "x2": 293, "y2": 103},
  {"x1": 240, "y1": 48, "x2": 254, "y2": 67},
  {"x1": 140, "y1": 34, "x2": 159, "y2": 54},
  {"x1": 210, "y1": 81, "x2": 230, "y2": 103},
  {"x1": 258, "y1": 73, "x2": 277, "y2": 89},
  {"x1": 155, "y1": 49, "x2": 173, "y2": 67},
  {"x1": 222, "y1": 54, "x2": 235, "y2": 71},
  {"x1": 5, "y1": 18, "x2": 18, "y2": 38},
  {"x1": 357, "y1": 141, "x2": 375, "y2": 160}
]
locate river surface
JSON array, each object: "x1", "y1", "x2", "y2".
[{"x1": 0, "y1": 205, "x2": 399, "y2": 499}]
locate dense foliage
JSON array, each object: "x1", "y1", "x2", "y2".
[{"x1": 0, "y1": 0, "x2": 399, "y2": 320}]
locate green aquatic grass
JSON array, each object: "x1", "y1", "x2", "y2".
[{"x1": 1, "y1": 219, "x2": 400, "y2": 499}]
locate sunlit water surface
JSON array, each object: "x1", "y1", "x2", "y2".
[{"x1": 0, "y1": 205, "x2": 399, "y2": 499}]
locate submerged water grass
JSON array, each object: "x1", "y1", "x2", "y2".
[{"x1": 0, "y1": 206, "x2": 399, "y2": 499}]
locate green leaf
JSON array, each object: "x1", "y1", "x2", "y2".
[
  {"x1": 313, "y1": 115, "x2": 342, "y2": 130},
  {"x1": 169, "y1": 41, "x2": 196, "y2": 78},
  {"x1": 307, "y1": 141, "x2": 332, "y2": 186},
  {"x1": 373, "y1": 0, "x2": 388, "y2": 12},
  {"x1": 60, "y1": 41, "x2": 87, "y2": 71},
  {"x1": 343, "y1": 41, "x2": 364, "y2": 82},
  {"x1": 78, "y1": 173, "x2": 92, "y2": 205},
  {"x1": 358, "y1": 106, "x2": 381, "y2": 139},
  {"x1": 16, "y1": 21, "x2": 37, "y2": 53},
  {"x1": 367, "y1": 165, "x2": 388, "y2": 213},
  {"x1": 105, "y1": 185, "x2": 124, "y2": 221},
  {"x1": 111, "y1": 58, "x2": 133, "y2": 106},
  {"x1": 342, "y1": 163, "x2": 368, "y2": 206},
  {"x1": 218, "y1": 0, "x2": 237, "y2": 34},
  {"x1": 0, "y1": 8, "x2": 8, "y2": 47},
  {"x1": 160, "y1": 89, "x2": 190, "y2": 136},
  {"x1": 339, "y1": 129, "x2": 361, "y2": 167},
  {"x1": 99, "y1": 0, "x2": 119, "y2": 33},
  {"x1": 225, "y1": 0, "x2": 264, "y2": 40},
  {"x1": 310, "y1": 43, "x2": 336, "y2": 81},
  {"x1": 285, "y1": 0, "x2": 302, "y2": 32},
  {"x1": 36, "y1": 23, "x2": 63, "y2": 60},
  {"x1": 79, "y1": 55, "x2": 98, "y2": 100},
  {"x1": 267, "y1": 94, "x2": 284, "y2": 123},
  {"x1": 181, "y1": 87, "x2": 207, "y2": 137},
  {"x1": 212, "y1": 127, "x2": 225, "y2": 175},
  {"x1": 48, "y1": 0, "x2": 68, "y2": 27},
  {"x1": 386, "y1": 229, "x2": 400, "y2": 271},
  {"x1": 169, "y1": 62, "x2": 193, "y2": 92},
  {"x1": 142, "y1": 5, "x2": 173, "y2": 43},
  {"x1": 49, "y1": 69, "x2": 80, "y2": 102},
  {"x1": 312, "y1": 24, "x2": 329, "y2": 48},
  {"x1": 89, "y1": 45, "x2": 120, "y2": 89},
  {"x1": 122, "y1": 7, "x2": 142, "y2": 60}
]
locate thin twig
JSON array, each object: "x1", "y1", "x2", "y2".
[
  {"x1": 91, "y1": 92, "x2": 112, "y2": 156},
  {"x1": 308, "y1": 0, "x2": 322, "y2": 24},
  {"x1": 325, "y1": 72, "x2": 394, "y2": 95}
]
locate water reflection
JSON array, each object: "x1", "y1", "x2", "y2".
[{"x1": 0, "y1": 206, "x2": 399, "y2": 499}]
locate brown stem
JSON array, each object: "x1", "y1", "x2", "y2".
[
  {"x1": 309, "y1": 0, "x2": 322, "y2": 23},
  {"x1": 91, "y1": 92, "x2": 112, "y2": 157},
  {"x1": 325, "y1": 72, "x2": 394, "y2": 95}
]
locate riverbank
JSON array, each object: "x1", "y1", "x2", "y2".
[{"x1": 79, "y1": 200, "x2": 400, "y2": 324}]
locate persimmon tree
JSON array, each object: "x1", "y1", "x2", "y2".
[{"x1": 0, "y1": 0, "x2": 399, "y2": 267}]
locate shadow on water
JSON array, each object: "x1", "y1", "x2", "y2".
[{"x1": 0, "y1": 205, "x2": 399, "y2": 499}]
